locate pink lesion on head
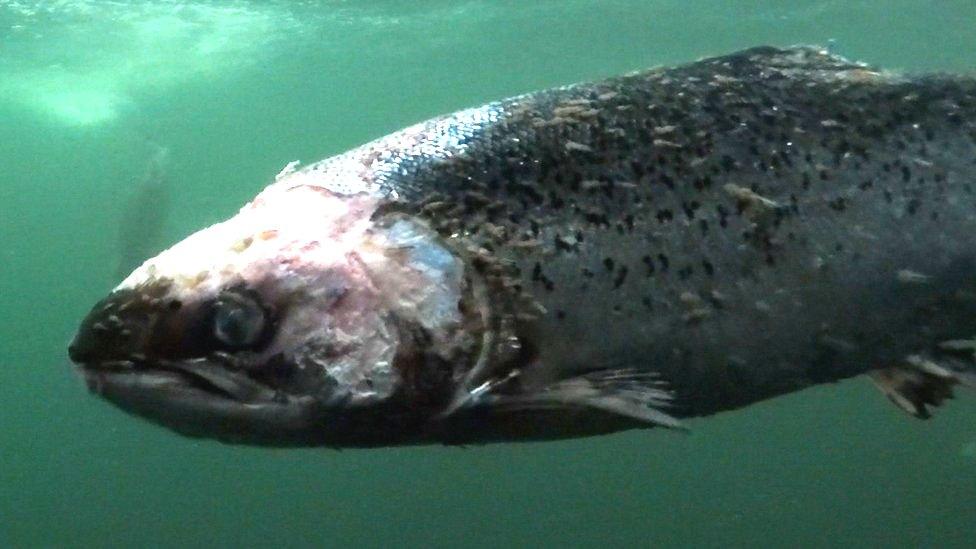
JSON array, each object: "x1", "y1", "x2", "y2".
[{"x1": 242, "y1": 179, "x2": 382, "y2": 246}]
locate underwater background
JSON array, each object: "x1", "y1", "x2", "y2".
[{"x1": 1, "y1": 1, "x2": 974, "y2": 546}]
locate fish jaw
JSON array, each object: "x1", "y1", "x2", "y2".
[
  {"x1": 69, "y1": 177, "x2": 481, "y2": 445},
  {"x1": 77, "y1": 364, "x2": 325, "y2": 446}
]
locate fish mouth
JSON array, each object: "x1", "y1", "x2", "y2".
[
  {"x1": 78, "y1": 357, "x2": 275, "y2": 402},
  {"x1": 73, "y1": 358, "x2": 323, "y2": 445}
]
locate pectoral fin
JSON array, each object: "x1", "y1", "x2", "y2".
[
  {"x1": 870, "y1": 355, "x2": 976, "y2": 419},
  {"x1": 491, "y1": 369, "x2": 684, "y2": 430}
]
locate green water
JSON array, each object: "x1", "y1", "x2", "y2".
[{"x1": 2, "y1": 1, "x2": 975, "y2": 546}]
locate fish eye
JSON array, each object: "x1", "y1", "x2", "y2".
[{"x1": 212, "y1": 291, "x2": 266, "y2": 349}]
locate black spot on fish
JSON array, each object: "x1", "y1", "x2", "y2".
[
  {"x1": 582, "y1": 209, "x2": 609, "y2": 226},
  {"x1": 541, "y1": 275, "x2": 555, "y2": 292},
  {"x1": 721, "y1": 155, "x2": 736, "y2": 171},
  {"x1": 549, "y1": 192, "x2": 565, "y2": 210},
  {"x1": 613, "y1": 266, "x2": 628, "y2": 289},
  {"x1": 716, "y1": 204, "x2": 730, "y2": 228},
  {"x1": 699, "y1": 219, "x2": 710, "y2": 235},
  {"x1": 660, "y1": 174, "x2": 675, "y2": 189},
  {"x1": 642, "y1": 255, "x2": 655, "y2": 276},
  {"x1": 907, "y1": 198, "x2": 921, "y2": 215}
]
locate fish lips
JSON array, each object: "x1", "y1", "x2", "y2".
[{"x1": 73, "y1": 357, "x2": 323, "y2": 446}]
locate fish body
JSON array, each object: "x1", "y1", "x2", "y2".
[{"x1": 69, "y1": 46, "x2": 976, "y2": 446}]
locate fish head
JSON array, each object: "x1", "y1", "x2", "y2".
[{"x1": 69, "y1": 180, "x2": 480, "y2": 446}]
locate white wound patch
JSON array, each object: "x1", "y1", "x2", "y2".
[
  {"x1": 359, "y1": 218, "x2": 466, "y2": 342},
  {"x1": 118, "y1": 181, "x2": 380, "y2": 300}
]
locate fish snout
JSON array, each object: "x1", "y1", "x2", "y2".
[{"x1": 68, "y1": 290, "x2": 162, "y2": 366}]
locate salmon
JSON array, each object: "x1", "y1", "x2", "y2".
[{"x1": 68, "y1": 46, "x2": 976, "y2": 446}]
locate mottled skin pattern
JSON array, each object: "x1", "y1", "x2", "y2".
[
  {"x1": 70, "y1": 46, "x2": 976, "y2": 446},
  {"x1": 374, "y1": 46, "x2": 976, "y2": 422}
]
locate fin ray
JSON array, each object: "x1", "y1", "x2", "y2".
[
  {"x1": 491, "y1": 368, "x2": 683, "y2": 430},
  {"x1": 870, "y1": 354, "x2": 974, "y2": 419}
]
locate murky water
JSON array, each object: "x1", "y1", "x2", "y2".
[{"x1": 1, "y1": 1, "x2": 974, "y2": 546}]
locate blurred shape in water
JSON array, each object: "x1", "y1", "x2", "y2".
[{"x1": 116, "y1": 139, "x2": 170, "y2": 280}]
